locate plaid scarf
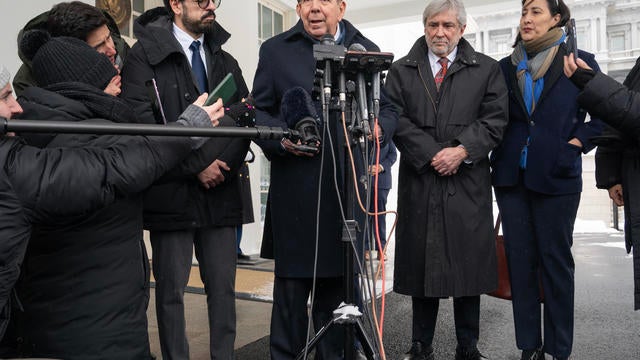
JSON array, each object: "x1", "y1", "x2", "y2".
[{"x1": 511, "y1": 27, "x2": 565, "y2": 114}]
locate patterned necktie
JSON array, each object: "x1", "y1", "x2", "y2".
[
  {"x1": 189, "y1": 40, "x2": 208, "y2": 93},
  {"x1": 435, "y1": 57, "x2": 448, "y2": 91}
]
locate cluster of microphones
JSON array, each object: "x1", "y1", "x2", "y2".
[{"x1": 278, "y1": 33, "x2": 394, "y2": 152}]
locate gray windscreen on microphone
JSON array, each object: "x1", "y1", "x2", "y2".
[
  {"x1": 348, "y1": 43, "x2": 367, "y2": 52},
  {"x1": 321, "y1": 34, "x2": 335, "y2": 45},
  {"x1": 348, "y1": 43, "x2": 371, "y2": 131}
]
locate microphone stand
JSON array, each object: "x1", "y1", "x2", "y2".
[
  {"x1": 296, "y1": 38, "x2": 393, "y2": 360},
  {"x1": 296, "y1": 68, "x2": 379, "y2": 360},
  {"x1": 2, "y1": 118, "x2": 295, "y2": 140}
]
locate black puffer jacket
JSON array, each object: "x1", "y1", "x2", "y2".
[
  {"x1": 121, "y1": 7, "x2": 250, "y2": 230},
  {"x1": 0, "y1": 107, "x2": 201, "y2": 343},
  {"x1": 579, "y1": 60, "x2": 640, "y2": 309},
  {"x1": 578, "y1": 71, "x2": 640, "y2": 142},
  {"x1": 8, "y1": 85, "x2": 209, "y2": 359}
]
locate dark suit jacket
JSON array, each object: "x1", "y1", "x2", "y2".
[
  {"x1": 492, "y1": 48, "x2": 603, "y2": 195},
  {"x1": 121, "y1": 7, "x2": 250, "y2": 229}
]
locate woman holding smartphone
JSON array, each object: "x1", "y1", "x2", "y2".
[{"x1": 490, "y1": 1, "x2": 603, "y2": 359}]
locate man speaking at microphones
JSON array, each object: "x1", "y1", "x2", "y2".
[{"x1": 252, "y1": 1, "x2": 397, "y2": 359}]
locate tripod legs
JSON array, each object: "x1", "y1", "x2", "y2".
[
  {"x1": 294, "y1": 304, "x2": 379, "y2": 360},
  {"x1": 355, "y1": 317, "x2": 378, "y2": 360},
  {"x1": 294, "y1": 317, "x2": 338, "y2": 360}
]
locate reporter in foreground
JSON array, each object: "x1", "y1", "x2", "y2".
[
  {"x1": 0, "y1": 60, "x2": 221, "y2": 357},
  {"x1": 564, "y1": 53, "x2": 640, "y2": 141},
  {"x1": 564, "y1": 53, "x2": 640, "y2": 312},
  {"x1": 3, "y1": 32, "x2": 224, "y2": 359}
]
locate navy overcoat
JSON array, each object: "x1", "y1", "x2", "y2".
[{"x1": 253, "y1": 20, "x2": 397, "y2": 277}]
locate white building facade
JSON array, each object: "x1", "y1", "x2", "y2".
[{"x1": 0, "y1": 0, "x2": 634, "y2": 254}]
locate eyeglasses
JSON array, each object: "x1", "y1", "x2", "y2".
[
  {"x1": 193, "y1": 0, "x2": 221, "y2": 9},
  {"x1": 298, "y1": 0, "x2": 335, "y2": 6}
]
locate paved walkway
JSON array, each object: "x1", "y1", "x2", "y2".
[{"x1": 148, "y1": 232, "x2": 640, "y2": 359}]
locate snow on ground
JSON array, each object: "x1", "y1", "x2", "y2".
[{"x1": 573, "y1": 218, "x2": 622, "y2": 234}]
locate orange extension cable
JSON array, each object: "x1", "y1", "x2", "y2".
[{"x1": 339, "y1": 111, "x2": 398, "y2": 360}]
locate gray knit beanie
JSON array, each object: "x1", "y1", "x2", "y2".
[
  {"x1": 20, "y1": 30, "x2": 116, "y2": 90},
  {"x1": 0, "y1": 65, "x2": 10, "y2": 89}
]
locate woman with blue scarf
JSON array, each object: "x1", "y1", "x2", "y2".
[{"x1": 490, "y1": 0, "x2": 603, "y2": 359}]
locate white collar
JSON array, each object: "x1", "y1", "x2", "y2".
[
  {"x1": 172, "y1": 23, "x2": 206, "y2": 69},
  {"x1": 428, "y1": 47, "x2": 457, "y2": 67}
]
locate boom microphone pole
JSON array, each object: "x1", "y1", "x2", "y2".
[{"x1": 1, "y1": 118, "x2": 295, "y2": 140}]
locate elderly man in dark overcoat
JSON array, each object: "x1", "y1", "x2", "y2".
[
  {"x1": 385, "y1": 0, "x2": 508, "y2": 359},
  {"x1": 252, "y1": 0, "x2": 397, "y2": 358}
]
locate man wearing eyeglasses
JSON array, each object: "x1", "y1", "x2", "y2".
[
  {"x1": 253, "y1": 1, "x2": 397, "y2": 359},
  {"x1": 121, "y1": 1, "x2": 250, "y2": 359}
]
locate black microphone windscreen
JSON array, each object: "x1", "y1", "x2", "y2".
[
  {"x1": 348, "y1": 43, "x2": 366, "y2": 52},
  {"x1": 281, "y1": 87, "x2": 318, "y2": 128}
]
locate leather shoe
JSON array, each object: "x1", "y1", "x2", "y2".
[
  {"x1": 402, "y1": 341, "x2": 434, "y2": 360},
  {"x1": 354, "y1": 348, "x2": 367, "y2": 360},
  {"x1": 521, "y1": 348, "x2": 545, "y2": 360},
  {"x1": 237, "y1": 253, "x2": 251, "y2": 261},
  {"x1": 455, "y1": 346, "x2": 487, "y2": 360}
]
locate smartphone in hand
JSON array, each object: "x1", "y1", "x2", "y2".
[
  {"x1": 565, "y1": 18, "x2": 579, "y2": 60},
  {"x1": 204, "y1": 73, "x2": 237, "y2": 106}
]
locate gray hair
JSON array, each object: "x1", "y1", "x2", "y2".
[
  {"x1": 0, "y1": 65, "x2": 10, "y2": 89},
  {"x1": 422, "y1": 0, "x2": 467, "y2": 27}
]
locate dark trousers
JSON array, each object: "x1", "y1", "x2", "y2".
[
  {"x1": 411, "y1": 296, "x2": 480, "y2": 350},
  {"x1": 270, "y1": 276, "x2": 344, "y2": 360},
  {"x1": 151, "y1": 227, "x2": 237, "y2": 360},
  {"x1": 495, "y1": 184, "x2": 579, "y2": 358},
  {"x1": 236, "y1": 225, "x2": 243, "y2": 254}
]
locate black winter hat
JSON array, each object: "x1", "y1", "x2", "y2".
[{"x1": 20, "y1": 29, "x2": 116, "y2": 90}]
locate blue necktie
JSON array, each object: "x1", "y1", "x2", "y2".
[{"x1": 190, "y1": 40, "x2": 208, "y2": 93}]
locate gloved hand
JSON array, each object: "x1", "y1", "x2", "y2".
[
  {"x1": 225, "y1": 96, "x2": 256, "y2": 127},
  {"x1": 569, "y1": 67, "x2": 596, "y2": 89}
]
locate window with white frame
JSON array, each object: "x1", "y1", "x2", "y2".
[
  {"x1": 576, "y1": 22, "x2": 589, "y2": 52},
  {"x1": 258, "y1": 2, "x2": 285, "y2": 47},
  {"x1": 257, "y1": 1, "x2": 288, "y2": 221},
  {"x1": 488, "y1": 29, "x2": 512, "y2": 54},
  {"x1": 464, "y1": 33, "x2": 477, "y2": 50},
  {"x1": 607, "y1": 24, "x2": 630, "y2": 52}
]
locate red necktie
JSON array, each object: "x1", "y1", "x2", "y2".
[{"x1": 435, "y1": 57, "x2": 448, "y2": 91}]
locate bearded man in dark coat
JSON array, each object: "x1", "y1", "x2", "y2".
[
  {"x1": 120, "y1": 1, "x2": 250, "y2": 358},
  {"x1": 385, "y1": 0, "x2": 508, "y2": 359}
]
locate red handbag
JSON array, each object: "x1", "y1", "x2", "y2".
[
  {"x1": 488, "y1": 214, "x2": 512, "y2": 300},
  {"x1": 488, "y1": 214, "x2": 544, "y2": 301}
]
